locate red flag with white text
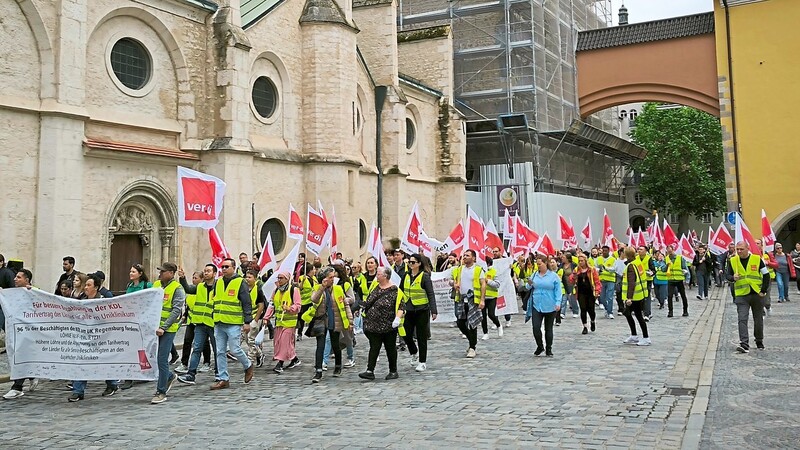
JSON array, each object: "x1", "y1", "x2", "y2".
[
  {"x1": 735, "y1": 212, "x2": 760, "y2": 254},
  {"x1": 663, "y1": 218, "x2": 679, "y2": 249},
  {"x1": 177, "y1": 166, "x2": 226, "y2": 229},
  {"x1": 208, "y1": 227, "x2": 231, "y2": 272},
  {"x1": 257, "y1": 232, "x2": 277, "y2": 274},
  {"x1": 761, "y1": 209, "x2": 776, "y2": 252},
  {"x1": 305, "y1": 204, "x2": 328, "y2": 256},
  {"x1": 288, "y1": 204, "x2": 304, "y2": 241},
  {"x1": 438, "y1": 220, "x2": 465, "y2": 255},
  {"x1": 484, "y1": 219, "x2": 504, "y2": 258},
  {"x1": 401, "y1": 202, "x2": 423, "y2": 254}
]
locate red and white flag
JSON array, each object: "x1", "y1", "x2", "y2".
[
  {"x1": 328, "y1": 205, "x2": 339, "y2": 256},
  {"x1": 438, "y1": 220, "x2": 465, "y2": 255},
  {"x1": 707, "y1": 226, "x2": 717, "y2": 253},
  {"x1": 261, "y1": 239, "x2": 303, "y2": 301},
  {"x1": 601, "y1": 210, "x2": 615, "y2": 247},
  {"x1": 679, "y1": 234, "x2": 696, "y2": 260},
  {"x1": 464, "y1": 206, "x2": 486, "y2": 265},
  {"x1": 512, "y1": 216, "x2": 539, "y2": 256},
  {"x1": 711, "y1": 222, "x2": 733, "y2": 254},
  {"x1": 400, "y1": 202, "x2": 423, "y2": 254},
  {"x1": 208, "y1": 227, "x2": 231, "y2": 272},
  {"x1": 690, "y1": 229, "x2": 699, "y2": 244},
  {"x1": 177, "y1": 166, "x2": 226, "y2": 229},
  {"x1": 533, "y1": 233, "x2": 556, "y2": 257},
  {"x1": 366, "y1": 222, "x2": 379, "y2": 256},
  {"x1": 735, "y1": 212, "x2": 760, "y2": 254},
  {"x1": 627, "y1": 228, "x2": 636, "y2": 248},
  {"x1": 663, "y1": 218, "x2": 679, "y2": 249},
  {"x1": 257, "y1": 232, "x2": 277, "y2": 275},
  {"x1": 761, "y1": 209, "x2": 776, "y2": 252},
  {"x1": 305, "y1": 203, "x2": 329, "y2": 256},
  {"x1": 580, "y1": 217, "x2": 592, "y2": 247},
  {"x1": 484, "y1": 219, "x2": 504, "y2": 258},
  {"x1": 419, "y1": 229, "x2": 441, "y2": 258},
  {"x1": 637, "y1": 230, "x2": 647, "y2": 248},
  {"x1": 502, "y1": 209, "x2": 514, "y2": 237},
  {"x1": 557, "y1": 213, "x2": 577, "y2": 249},
  {"x1": 287, "y1": 204, "x2": 304, "y2": 241}
]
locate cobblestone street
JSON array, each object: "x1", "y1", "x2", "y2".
[{"x1": 1, "y1": 285, "x2": 735, "y2": 449}]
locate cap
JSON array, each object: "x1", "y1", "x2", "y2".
[{"x1": 158, "y1": 262, "x2": 178, "y2": 273}]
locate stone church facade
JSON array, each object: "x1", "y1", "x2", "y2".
[{"x1": 0, "y1": 0, "x2": 465, "y2": 291}]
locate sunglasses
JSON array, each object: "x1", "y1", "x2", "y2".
[
  {"x1": 409, "y1": 260, "x2": 419, "y2": 264},
  {"x1": 221, "y1": 265, "x2": 232, "y2": 269}
]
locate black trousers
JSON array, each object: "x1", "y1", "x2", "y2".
[
  {"x1": 315, "y1": 329, "x2": 341, "y2": 370},
  {"x1": 668, "y1": 281, "x2": 688, "y2": 314},
  {"x1": 402, "y1": 309, "x2": 431, "y2": 363},
  {"x1": 11, "y1": 378, "x2": 33, "y2": 391},
  {"x1": 366, "y1": 330, "x2": 398, "y2": 373},
  {"x1": 296, "y1": 303, "x2": 312, "y2": 335},
  {"x1": 577, "y1": 292, "x2": 596, "y2": 325},
  {"x1": 623, "y1": 300, "x2": 648, "y2": 338},
  {"x1": 481, "y1": 297, "x2": 500, "y2": 334},
  {"x1": 456, "y1": 303, "x2": 478, "y2": 350},
  {"x1": 181, "y1": 324, "x2": 212, "y2": 366},
  {"x1": 531, "y1": 309, "x2": 556, "y2": 353}
]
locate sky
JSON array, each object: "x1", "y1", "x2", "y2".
[{"x1": 609, "y1": 0, "x2": 714, "y2": 25}]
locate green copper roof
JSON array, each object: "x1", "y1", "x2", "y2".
[{"x1": 241, "y1": 0, "x2": 285, "y2": 28}]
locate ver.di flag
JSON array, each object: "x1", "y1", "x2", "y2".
[
  {"x1": 177, "y1": 166, "x2": 226, "y2": 229},
  {"x1": 287, "y1": 204, "x2": 304, "y2": 241},
  {"x1": 305, "y1": 203, "x2": 328, "y2": 256}
]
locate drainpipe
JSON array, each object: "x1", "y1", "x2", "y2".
[
  {"x1": 721, "y1": 0, "x2": 743, "y2": 212},
  {"x1": 375, "y1": 86, "x2": 388, "y2": 229}
]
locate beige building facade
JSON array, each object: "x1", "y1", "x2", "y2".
[{"x1": 0, "y1": 0, "x2": 465, "y2": 292}]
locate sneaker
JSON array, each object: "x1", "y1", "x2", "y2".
[
  {"x1": 151, "y1": 393, "x2": 167, "y2": 404},
  {"x1": 67, "y1": 393, "x2": 83, "y2": 402},
  {"x1": 273, "y1": 363, "x2": 284, "y2": 374},
  {"x1": 481, "y1": 334, "x2": 489, "y2": 341},
  {"x1": 534, "y1": 347, "x2": 544, "y2": 356},
  {"x1": 756, "y1": 342, "x2": 765, "y2": 350},
  {"x1": 415, "y1": 362, "x2": 427, "y2": 372},
  {"x1": 65, "y1": 382, "x2": 73, "y2": 391},
  {"x1": 498, "y1": 325, "x2": 504, "y2": 338},
  {"x1": 617, "y1": 312, "x2": 623, "y2": 316},
  {"x1": 582, "y1": 327, "x2": 588, "y2": 335},
  {"x1": 608, "y1": 314, "x2": 615, "y2": 320},
  {"x1": 667, "y1": 313, "x2": 674, "y2": 318},
  {"x1": 385, "y1": 372, "x2": 399, "y2": 380},
  {"x1": 322, "y1": 363, "x2": 328, "y2": 371},
  {"x1": 286, "y1": 358, "x2": 301, "y2": 370},
  {"x1": 166, "y1": 373, "x2": 177, "y2": 393},
  {"x1": 170, "y1": 354, "x2": 180, "y2": 365},
  {"x1": 591, "y1": 322, "x2": 596, "y2": 332},
  {"x1": 332, "y1": 366, "x2": 342, "y2": 377},
  {"x1": 682, "y1": 311, "x2": 689, "y2": 317},
  {"x1": 545, "y1": 351, "x2": 553, "y2": 357},
  {"x1": 555, "y1": 321, "x2": 561, "y2": 327},
  {"x1": 644, "y1": 315, "x2": 650, "y2": 322},
  {"x1": 226, "y1": 352, "x2": 236, "y2": 361},
  {"x1": 343, "y1": 359, "x2": 356, "y2": 368},
  {"x1": 466, "y1": 348, "x2": 476, "y2": 358},
  {"x1": 198, "y1": 364, "x2": 212, "y2": 373},
  {"x1": 176, "y1": 363, "x2": 190, "y2": 374},
  {"x1": 28, "y1": 379, "x2": 40, "y2": 392},
  {"x1": 637, "y1": 338, "x2": 652, "y2": 346},
  {"x1": 410, "y1": 353, "x2": 418, "y2": 366},
  {"x1": 461, "y1": 334, "x2": 467, "y2": 339},
  {"x1": 736, "y1": 345, "x2": 750, "y2": 354},
  {"x1": 3, "y1": 389, "x2": 24, "y2": 400},
  {"x1": 256, "y1": 355, "x2": 264, "y2": 368},
  {"x1": 177, "y1": 374, "x2": 196, "y2": 385},
  {"x1": 572, "y1": 314, "x2": 578, "y2": 318},
  {"x1": 623, "y1": 335, "x2": 640, "y2": 344},
  {"x1": 505, "y1": 320, "x2": 512, "y2": 328},
  {"x1": 101, "y1": 386, "x2": 119, "y2": 397},
  {"x1": 358, "y1": 370, "x2": 375, "y2": 380},
  {"x1": 312, "y1": 371, "x2": 323, "y2": 383},
  {"x1": 696, "y1": 295, "x2": 703, "y2": 300},
  {"x1": 560, "y1": 313, "x2": 566, "y2": 319}
]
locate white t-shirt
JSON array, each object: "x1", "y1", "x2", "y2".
[{"x1": 459, "y1": 264, "x2": 485, "y2": 296}]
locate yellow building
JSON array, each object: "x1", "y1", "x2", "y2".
[{"x1": 715, "y1": 0, "x2": 800, "y2": 243}]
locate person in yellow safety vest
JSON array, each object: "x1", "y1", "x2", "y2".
[
  {"x1": 635, "y1": 245, "x2": 656, "y2": 321},
  {"x1": 589, "y1": 247, "x2": 600, "y2": 268},
  {"x1": 597, "y1": 245, "x2": 618, "y2": 319},
  {"x1": 295, "y1": 263, "x2": 317, "y2": 340},
  {"x1": 210, "y1": 258, "x2": 254, "y2": 391},
  {"x1": 756, "y1": 239, "x2": 777, "y2": 316},
  {"x1": 653, "y1": 252, "x2": 669, "y2": 310},
  {"x1": 451, "y1": 249, "x2": 486, "y2": 359},
  {"x1": 306, "y1": 266, "x2": 354, "y2": 383},
  {"x1": 400, "y1": 253, "x2": 438, "y2": 372},
  {"x1": 726, "y1": 241, "x2": 770, "y2": 353},
  {"x1": 321, "y1": 263, "x2": 357, "y2": 368},
  {"x1": 174, "y1": 271, "x2": 203, "y2": 375},
  {"x1": 242, "y1": 270, "x2": 267, "y2": 368},
  {"x1": 265, "y1": 270, "x2": 302, "y2": 373},
  {"x1": 358, "y1": 266, "x2": 406, "y2": 381},
  {"x1": 176, "y1": 264, "x2": 219, "y2": 385},
  {"x1": 482, "y1": 257, "x2": 503, "y2": 338},
  {"x1": 621, "y1": 247, "x2": 651, "y2": 346},
  {"x1": 663, "y1": 245, "x2": 690, "y2": 318},
  {"x1": 149, "y1": 262, "x2": 185, "y2": 404}
]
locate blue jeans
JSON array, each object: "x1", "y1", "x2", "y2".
[
  {"x1": 72, "y1": 379, "x2": 117, "y2": 396},
  {"x1": 776, "y1": 272, "x2": 790, "y2": 300},
  {"x1": 155, "y1": 331, "x2": 176, "y2": 394},
  {"x1": 323, "y1": 332, "x2": 354, "y2": 364},
  {"x1": 655, "y1": 283, "x2": 668, "y2": 306},
  {"x1": 214, "y1": 323, "x2": 251, "y2": 381},
  {"x1": 600, "y1": 281, "x2": 616, "y2": 315},
  {"x1": 188, "y1": 324, "x2": 217, "y2": 376},
  {"x1": 697, "y1": 272, "x2": 709, "y2": 298},
  {"x1": 560, "y1": 293, "x2": 578, "y2": 314}
]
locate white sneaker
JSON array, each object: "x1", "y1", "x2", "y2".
[
  {"x1": 481, "y1": 334, "x2": 489, "y2": 341},
  {"x1": 27, "y1": 379, "x2": 39, "y2": 392},
  {"x1": 198, "y1": 363, "x2": 211, "y2": 373},
  {"x1": 465, "y1": 348, "x2": 476, "y2": 358},
  {"x1": 572, "y1": 314, "x2": 578, "y2": 318},
  {"x1": 637, "y1": 338, "x2": 652, "y2": 346},
  {"x1": 2, "y1": 389, "x2": 24, "y2": 400},
  {"x1": 415, "y1": 362, "x2": 427, "y2": 372},
  {"x1": 461, "y1": 334, "x2": 467, "y2": 339},
  {"x1": 617, "y1": 311, "x2": 623, "y2": 316},
  {"x1": 498, "y1": 325, "x2": 504, "y2": 338},
  {"x1": 410, "y1": 353, "x2": 418, "y2": 366},
  {"x1": 322, "y1": 363, "x2": 328, "y2": 371},
  {"x1": 623, "y1": 335, "x2": 640, "y2": 344},
  {"x1": 343, "y1": 359, "x2": 356, "y2": 368},
  {"x1": 608, "y1": 314, "x2": 615, "y2": 320},
  {"x1": 505, "y1": 320, "x2": 512, "y2": 328},
  {"x1": 174, "y1": 364, "x2": 189, "y2": 374}
]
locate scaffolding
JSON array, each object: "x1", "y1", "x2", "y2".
[{"x1": 398, "y1": 0, "x2": 629, "y2": 200}]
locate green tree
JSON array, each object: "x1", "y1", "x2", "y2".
[{"x1": 630, "y1": 103, "x2": 725, "y2": 234}]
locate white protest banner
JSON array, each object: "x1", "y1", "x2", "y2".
[
  {"x1": 492, "y1": 257, "x2": 519, "y2": 316},
  {"x1": 0, "y1": 288, "x2": 162, "y2": 381},
  {"x1": 430, "y1": 269, "x2": 456, "y2": 323}
]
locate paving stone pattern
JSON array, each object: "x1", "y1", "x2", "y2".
[
  {"x1": 1, "y1": 289, "x2": 726, "y2": 449},
  {"x1": 700, "y1": 289, "x2": 800, "y2": 449}
]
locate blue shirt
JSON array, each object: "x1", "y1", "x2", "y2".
[{"x1": 526, "y1": 270, "x2": 562, "y2": 314}]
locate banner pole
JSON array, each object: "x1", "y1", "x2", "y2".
[{"x1": 177, "y1": 227, "x2": 183, "y2": 267}]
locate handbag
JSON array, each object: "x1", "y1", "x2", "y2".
[{"x1": 304, "y1": 318, "x2": 326, "y2": 338}]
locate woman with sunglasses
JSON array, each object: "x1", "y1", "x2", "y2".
[{"x1": 400, "y1": 253, "x2": 437, "y2": 372}]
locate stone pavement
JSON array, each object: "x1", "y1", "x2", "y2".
[
  {"x1": 700, "y1": 288, "x2": 800, "y2": 449},
  {"x1": 0, "y1": 289, "x2": 727, "y2": 449}
]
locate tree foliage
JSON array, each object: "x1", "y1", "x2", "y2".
[{"x1": 630, "y1": 103, "x2": 725, "y2": 231}]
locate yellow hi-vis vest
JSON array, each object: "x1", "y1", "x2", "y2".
[
  {"x1": 300, "y1": 284, "x2": 351, "y2": 329},
  {"x1": 666, "y1": 255, "x2": 685, "y2": 281},
  {"x1": 485, "y1": 267, "x2": 498, "y2": 298},
  {"x1": 299, "y1": 275, "x2": 316, "y2": 306},
  {"x1": 272, "y1": 285, "x2": 298, "y2": 328},
  {"x1": 191, "y1": 282, "x2": 215, "y2": 328},
  {"x1": 452, "y1": 265, "x2": 483, "y2": 303},
  {"x1": 213, "y1": 277, "x2": 245, "y2": 325},
  {"x1": 248, "y1": 283, "x2": 261, "y2": 320},
  {"x1": 153, "y1": 279, "x2": 181, "y2": 333},
  {"x1": 185, "y1": 293, "x2": 196, "y2": 325},
  {"x1": 631, "y1": 258, "x2": 650, "y2": 296},
  {"x1": 636, "y1": 254, "x2": 653, "y2": 281},
  {"x1": 762, "y1": 253, "x2": 776, "y2": 280},
  {"x1": 622, "y1": 262, "x2": 647, "y2": 301},
  {"x1": 404, "y1": 272, "x2": 430, "y2": 306},
  {"x1": 731, "y1": 254, "x2": 764, "y2": 296},
  {"x1": 599, "y1": 256, "x2": 617, "y2": 282},
  {"x1": 557, "y1": 268, "x2": 566, "y2": 295}
]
